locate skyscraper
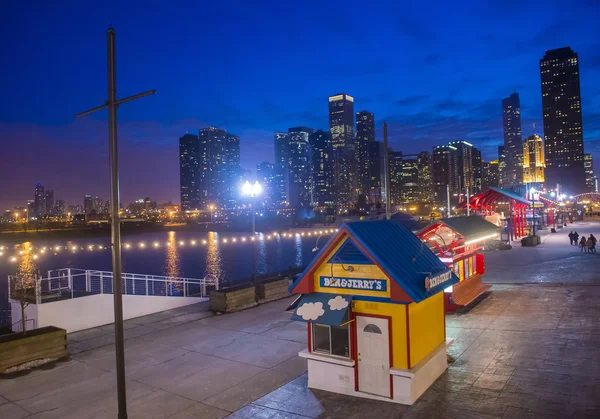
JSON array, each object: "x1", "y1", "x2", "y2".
[
  {"x1": 400, "y1": 159, "x2": 419, "y2": 203},
  {"x1": 432, "y1": 145, "x2": 457, "y2": 205},
  {"x1": 368, "y1": 141, "x2": 384, "y2": 204},
  {"x1": 198, "y1": 127, "x2": 240, "y2": 208},
  {"x1": 45, "y1": 190, "x2": 54, "y2": 217},
  {"x1": 179, "y1": 133, "x2": 201, "y2": 211},
  {"x1": 225, "y1": 133, "x2": 241, "y2": 206},
  {"x1": 540, "y1": 47, "x2": 585, "y2": 193},
  {"x1": 54, "y1": 200, "x2": 66, "y2": 218},
  {"x1": 388, "y1": 150, "x2": 403, "y2": 205},
  {"x1": 356, "y1": 110, "x2": 375, "y2": 199},
  {"x1": 483, "y1": 161, "x2": 500, "y2": 189},
  {"x1": 34, "y1": 183, "x2": 45, "y2": 218},
  {"x1": 584, "y1": 154, "x2": 595, "y2": 192},
  {"x1": 471, "y1": 148, "x2": 483, "y2": 194},
  {"x1": 84, "y1": 194, "x2": 93, "y2": 216},
  {"x1": 417, "y1": 152, "x2": 433, "y2": 202},
  {"x1": 502, "y1": 93, "x2": 523, "y2": 189},
  {"x1": 93, "y1": 197, "x2": 103, "y2": 214},
  {"x1": 522, "y1": 134, "x2": 546, "y2": 186},
  {"x1": 257, "y1": 162, "x2": 276, "y2": 208},
  {"x1": 497, "y1": 146, "x2": 506, "y2": 188},
  {"x1": 449, "y1": 141, "x2": 474, "y2": 194},
  {"x1": 309, "y1": 130, "x2": 333, "y2": 207},
  {"x1": 274, "y1": 132, "x2": 290, "y2": 206},
  {"x1": 328, "y1": 93, "x2": 355, "y2": 205},
  {"x1": 287, "y1": 127, "x2": 314, "y2": 208}
]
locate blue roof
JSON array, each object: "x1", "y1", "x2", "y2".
[{"x1": 290, "y1": 220, "x2": 459, "y2": 303}]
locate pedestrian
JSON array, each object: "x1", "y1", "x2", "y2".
[
  {"x1": 569, "y1": 231, "x2": 575, "y2": 245},
  {"x1": 587, "y1": 237, "x2": 594, "y2": 253},
  {"x1": 580, "y1": 236, "x2": 587, "y2": 252},
  {"x1": 574, "y1": 232, "x2": 580, "y2": 244},
  {"x1": 590, "y1": 234, "x2": 597, "y2": 253}
]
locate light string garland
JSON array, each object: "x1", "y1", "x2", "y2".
[{"x1": 0, "y1": 228, "x2": 339, "y2": 263}]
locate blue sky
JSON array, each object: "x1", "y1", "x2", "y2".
[{"x1": 1, "y1": 0, "x2": 599, "y2": 208}]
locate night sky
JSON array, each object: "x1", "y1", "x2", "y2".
[{"x1": 1, "y1": 0, "x2": 599, "y2": 209}]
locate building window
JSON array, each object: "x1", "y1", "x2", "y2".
[{"x1": 312, "y1": 313, "x2": 350, "y2": 358}]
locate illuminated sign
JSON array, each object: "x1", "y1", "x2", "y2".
[
  {"x1": 425, "y1": 271, "x2": 453, "y2": 291},
  {"x1": 320, "y1": 276, "x2": 386, "y2": 291}
]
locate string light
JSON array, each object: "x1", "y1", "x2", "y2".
[
  {"x1": 11, "y1": 256, "x2": 17, "y2": 262},
  {"x1": 19, "y1": 250, "x2": 24, "y2": 255},
  {"x1": 191, "y1": 240, "x2": 196, "y2": 245},
  {"x1": 33, "y1": 254, "x2": 39, "y2": 260},
  {"x1": 139, "y1": 242, "x2": 146, "y2": 248},
  {"x1": 124, "y1": 244, "x2": 131, "y2": 249},
  {"x1": 0, "y1": 251, "x2": 3, "y2": 256},
  {"x1": 232, "y1": 238, "x2": 237, "y2": 242},
  {"x1": 154, "y1": 242, "x2": 160, "y2": 247},
  {"x1": 202, "y1": 240, "x2": 207, "y2": 245},
  {"x1": 179, "y1": 241, "x2": 185, "y2": 246}
]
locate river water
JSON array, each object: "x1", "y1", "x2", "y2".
[{"x1": 0, "y1": 230, "x2": 324, "y2": 325}]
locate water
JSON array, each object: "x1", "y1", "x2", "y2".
[{"x1": 0, "y1": 230, "x2": 320, "y2": 325}]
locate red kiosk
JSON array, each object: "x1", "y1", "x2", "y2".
[{"x1": 417, "y1": 216, "x2": 500, "y2": 311}]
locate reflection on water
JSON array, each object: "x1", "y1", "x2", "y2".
[
  {"x1": 17, "y1": 242, "x2": 38, "y2": 279},
  {"x1": 204, "y1": 232, "x2": 223, "y2": 280},
  {"x1": 295, "y1": 235, "x2": 303, "y2": 267},
  {"x1": 164, "y1": 231, "x2": 181, "y2": 278},
  {"x1": 256, "y1": 233, "x2": 267, "y2": 274}
]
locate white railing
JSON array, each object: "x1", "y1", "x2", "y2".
[{"x1": 8, "y1": 268, "x2": 219, "y2": 304}]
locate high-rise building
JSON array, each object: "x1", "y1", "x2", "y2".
[
  {"x1": 483, "y1": 161, "x2": 500, "y2": 189},
  {"x1": 274, "y1": 132, "x2": 290, "y2": 206},
  {"x1": 198, "y1": 127, "x2": 241, "y2": 208},
  {"x1": 26, "y1": 200, "x2": 34, "y2": 220},
  {"x1": 54, "y1": 200, "x2": 66, "y2": 218},
  {"x1": 225, "y1": 133, "x2": 241, "y2": 206},
  {"x1": 356, "y1": 111, "x2": 375, "y2": 199},
  {"x1": 45, "y1": 190, "x2": 54, "y2": 217},
  {"x1": 309, "y1": 130, "x2": 333, "y2": 207},
  {"x1": 287, "y1": 127, "x2": 314, "y2": 208},
  {"x1": 448, "y1": 141, "x2": 474, "y2": 194},
  {"x1": 522, "y1": 134, "x2": 546, "y2": 186},
  {"x1": 368, "y1": 141, "x2": 384, "y2": 204},
  {"x1": 179, "y1": 133, "x2": 201, "y2": 211},
  {"x1": 388, "y1": 151, "x2": 403, "y2": 205},
  {"x1": 34, "y1": 183, "x2": 45, "y2": 218},
  {"x1": 257, "y1": 162, "x2": 276, "y2": 208},
  {"x1": 584, "y1": 154, "x2": 595, "y2": 192},
  {"x1": 400, "y1": 159, "x2": 420, "y2": 203},
  {"x1": 432, "y1": 145, "x2": 457, "y2": 205},
  {"x1": 502, "y1": 93, "x2": 523, "y2": 189},
  {"x1": 540, "y1": 47, "x2": 585, "y2": 193},
  {"x1": 84, "y1": 194, "x2": 93, "y2": 215},
  {"x1": 93, "y1": 197, "x2": 103, "y2": 214},
  {"x1": 471, "y1": 148, "x2": 483, "y2": 194},
  {"x1": 417, "y1": 152, "x2": 433, "y2": 202},
  {"x1": 497, "y1": 146, "x2": 506, "y2": 188},
  {"x1": 328, "y1": 93, "x2": 355, "y2": 205}
]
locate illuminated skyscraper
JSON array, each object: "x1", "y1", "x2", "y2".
[
  {"x1": 448, "y1": 141, "x2": 474, "y2": 194},
  {"x1": 497, "y1": 146, "x2": 506, "y2": 188},
  {"x1": 432, "y1": 145, "x2": 457, "y2": 205},
  {"x1": 288, "y1": 127, "x2": 314, "y2": 207},
  {"x1": 584, "y1": 154, "x2": 595, "y2": 192},
  {"x1": 179, "y1": 133, "x2": 200, "y2": 211},
  {"x1": 225, "y1": 133, "x2": 241, "y2": 206},
  {"x1": 388, "y1": 151, "x2": 403, "y2": 205},
  {"x1": 522, "y1": 134, "x2": 546, "y2": 185},
  {"x1": 471, "y1": 148, "x2": 483, "y2": 194},
  {"x1": 540, "y1": 47, "x2": 585, "y2": 193},
  {"x1": 356, "y1": 110, "x2": 375, "y2": 199},
  {"x1": 368, "y1": 141, "x2": 384, "y2": 204},
  {"x1": 328, "y1": 93, "x2": 355, "y2": 205},
  {"x1": 84, "y1": 194, "x2": 93, "y2": 216},
  {"x1": 417, "y1": 151, "x2": 433, "y2": 202},
  {"x1": 45, "y1": 190, "x2": 54, "y2": 217},
  {"x1": 483, "y1": 161, "x2": 500, "y2": 189},
  {"x1": 502, "y1": 93, "x2": 523, "y2": 188},
  {"x1": 274, "y1": 131, "x2": 290, "y2": 206},
  {"x1": 309, "y1": 130, "x2": 333, "y2": 207},
  {"x1": 34, "y1": 183, "x2": 45, "y2": 218}
]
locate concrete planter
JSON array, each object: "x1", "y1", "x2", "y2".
[
  {"x1": 261, "y1": 278, "x2": 291, "y2": 302},
  {"x1": 521, "y1": 235, "x2": 540, "y2": 247},
  {"x1": 0, "y1": 326, "x2": 68, "y2": 373},
  {"x1": 209, "y1": 283, "x2": 257, "y2": 313}
]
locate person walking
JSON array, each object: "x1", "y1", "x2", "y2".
[
  {"x1": 580, "y1": 236, "x2": 587, "y2": 252},
  {"x1": 569, "y1": 231, "x2": 575, "y2": 245},
  {"x1": 587, "y1": 236, "x2": 594, "y2": 253},
  {"x1": 574, "y1": 232, "x2": 580, "y2": 245},
  {"x1": 590, "y1": 234, "x2": 597, "y2": 253}
]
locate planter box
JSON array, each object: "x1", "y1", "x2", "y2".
[
  {"x1": 0, "y1": 326, "x2": 68, "y2": 373},
  {"x1": 209, "y1": 283, "x2": 257, "y2": 313},
  {"x1": 521, "y1": 236, "x2": 540, "y2": 247},
  {"x1": 261, "y1": 278, "x2": 291, "y2": 302}
]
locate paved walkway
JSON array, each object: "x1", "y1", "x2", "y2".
[
  {"x1": 484, "y1": 220, "x2": 600, "y2": 284},
  {"x1": 1, "y1": 222, "x2": 600, "y2": 418}
]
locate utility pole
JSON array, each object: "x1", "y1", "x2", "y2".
[
  {"x1": 76, "y1": 28, "x2": 155, "y2": 419},
  {"x1": 446, "y1": 184, "x2": 451, "y2": 218},
  {"x1": 466, "y1": 187, "x2": 470, "y2": 216},
  {"x1": 383, "y1": 122, "x2": 391, "y2": 220}
]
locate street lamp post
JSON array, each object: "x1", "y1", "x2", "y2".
[{"x1": 242, "y1": 181, "x2": 262, "y2": 297}]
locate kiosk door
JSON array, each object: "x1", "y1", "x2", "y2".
[{"x1": 357, "y1": 316, "x2": 390, "y2": 397}]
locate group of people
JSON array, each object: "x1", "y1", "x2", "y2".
[{"x1": 569, "y1": 231, "x2": 597, "y2": 253}]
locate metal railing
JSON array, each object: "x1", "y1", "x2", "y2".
[{"x1": 8, "y1": 268, "x2": 219, "y2": 304}]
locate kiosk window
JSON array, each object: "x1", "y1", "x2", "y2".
[{"x1": 312, "y1": 313, "x2": 350, "y2": 358}]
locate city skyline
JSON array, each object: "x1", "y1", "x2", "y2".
[{"x1": 1, "y1": 1, "x2": 599, "y2": 208}]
